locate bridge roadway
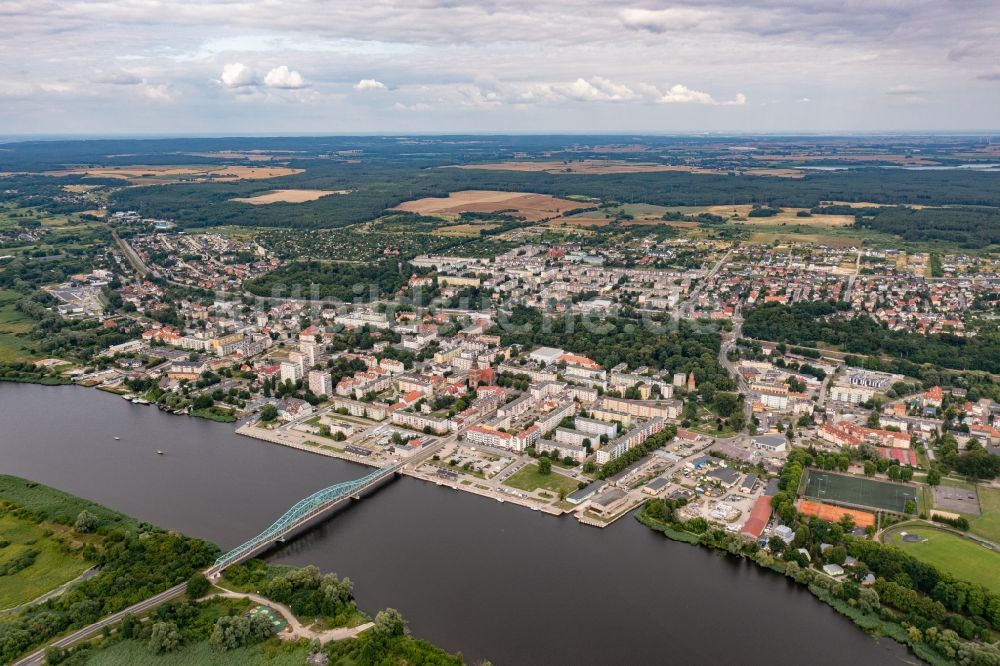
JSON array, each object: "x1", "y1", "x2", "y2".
[
  {"x1": 13, "y1": 438, "x2": 448, "y2": 666},
  {"x1": 207, "y1": 461, "x2": 405, "y2": 575}
]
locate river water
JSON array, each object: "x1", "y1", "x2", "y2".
[{"x1": 0, "y1": 384, "x2": 914, "y2": 665}]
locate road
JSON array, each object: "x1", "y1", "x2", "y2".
[
  {"x1": 679, "y1": 249, "x2": 732, "y2": 320},
  {"x1": 843, "y1": 249, "x2": 861, "y2": 301},
  {"x1": 718, "y1": 303, "x2": 754, "y2": 427},
  {"x1": 12, "y1": 583, "x2": 187, "y2": 666}
]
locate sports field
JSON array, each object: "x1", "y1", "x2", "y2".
[
  {"x1": 803, "y1": 470, "x2": 915, "y2": 513},
  {"x1": 885, "y1": 525, "x2": 1000, "y2": 593}
]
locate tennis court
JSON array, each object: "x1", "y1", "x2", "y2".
[{"x1": 803, "y1": 470, "x2": 915, "y2": 513}]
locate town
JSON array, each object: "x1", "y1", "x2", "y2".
[{"x1": 47, "y1": 221, "x2": 997, "y2": 549}]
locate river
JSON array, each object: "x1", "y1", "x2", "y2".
[{"x1": 0, "y1": 384, "x2": 915, "y2": 665}]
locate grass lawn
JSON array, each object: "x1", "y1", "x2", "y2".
[
  {"x1": 0, "y1": 475, "x2": 138, "y2": 530},
  {"x1": 969, "y1": 486, "x2": 1000, "y2": 544},
  {"x1": 885, "y1": 524, "x2": 1000, "y2": 593},
  {"x1": 503, "y1": 464, "x2": 580, "y2": 496},
  {"x1": 0, "y1": 513, "x2": 92, "y2": 609},
  {"x1": 86, "y1": 637, "x2": 309, "y2": 666},
  {"x1": 0, "y1": 288, "x2": 37, "y2": 362}
]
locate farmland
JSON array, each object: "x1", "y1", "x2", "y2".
[
  {"x1": 393, "y1": 190, "x2": 590, "y2": 222},
  {"x1": 45, "y1": 164, "x2": 302, "y2": 185},
  {"x1": 231, "y1": 189, "x2": 349, "y2": 204}
]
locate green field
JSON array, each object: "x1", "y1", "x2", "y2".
[
  {"x1": 85, "y1": 637, "x2": 309, "y2": 666},
  {"x1": 0, "y1": 475, "x2": 139, "y2": 530},
  {"x1": 0, "y1": 288, "x2": 37, "y2": 362},
  {"x1": 0, "y1": 513, "x2": 92, "y2": 609},
  {"x1": 803, "y1": 470, "x2": 915, "y2": 513},
  {"x1": 503, "y1": 464, "x2": 580, "y2": 496},
  {"x1": 969, "y1": 486, "x2": 1000, "y2": 544},
  {"x1": 885, "y1": 525, "x2": 1000, "y2": 593}
]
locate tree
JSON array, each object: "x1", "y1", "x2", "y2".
[
  {"x1": 148, "y1": 621, "x2": 182, "y2": 654},
  {"x1": 373, "y1": 608, "x2": 406, "y2": 639},
  {"x1": 887, "y1": 464, "x2": 901, "y2": 481},
  {"x1": 927, "y1": 469, "x2": 942, "y2": 485},
  {"x1": 186, "y1": 572, "x2": 210, "y2": 599},
  {"x1": 74, "y1": 510, "x2": 99, "y2": 533},
  {"x1": 260, "y1": 404, "x2": 278, "y2": 422},
  {"x1": 863, "y1": 460, "x2": 876, "y2": 477},
  {"x1": 537, "y1": 458, "x2": 552, "y2": 475},
  {"x1": 899, "y1": 466, "x2": 914, "y2": 482},
  {"x1": 121, "y1": 613, "x2": 140, "y2": 639},
  {"x1": 211, "y1": 615, "x2": 251, "y2": 651}
]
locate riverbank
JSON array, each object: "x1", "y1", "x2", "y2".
[
  {"x1": 0, "y1": 474, "x2": 465, "y2": 666},
  {"x1": 0, "y1": 382, "x2": 919, "y2": 665},
  {"x1": 636, "y1": 494, "x2": 1000, "y2": 666}
]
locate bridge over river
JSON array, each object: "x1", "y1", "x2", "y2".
[{"x1": 14, "y1": 449, "x2": 434, "y2": 666}]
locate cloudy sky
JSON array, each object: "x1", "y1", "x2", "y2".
[{"x1": 1, "y1": 0, "x2": 999, "y2": 134}]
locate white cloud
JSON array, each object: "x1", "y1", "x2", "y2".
[
  {"x1": 139, "y1": 83, "x2": 175, "y2": 101},
  {"x1": 619, "y1": 8, "x2": 716, "y2": 33},
  {"x1": 220, "y1": 63, "x2": 255, "y2": 88},
  {"x1": 638, "y1": 83, "x2": 746, "y2": 106},
  {"x1": 264, "y1": 65, "x2": 306, "y2": 89},
  {"x1": 886, "y1": 84, "x2": 925, "y2": 95},
  {"x1": 354, "y1": 78, "x2": 387, "y2": 91},
  {"x1": 555, "y1": 77, "x2": 636, "y2": 102}
]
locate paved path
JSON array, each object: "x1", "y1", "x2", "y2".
[
  {"x1": 12, "y1": 582, "x2": 188, "y2": 666},
  {"x1": 209, "y1": 589, "x2": 373, "y2": 642}
]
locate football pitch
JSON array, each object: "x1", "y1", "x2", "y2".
[{"x1": 803, "y1": 470, "x2": 916, "y2": 513}]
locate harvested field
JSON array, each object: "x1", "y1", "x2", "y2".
[
  {"x1": 47, "y1": 165, "x2": 303, "y2": 185},
  {"x1": 394, "y1": 190, "x2": 586, "y2": 222},
  {"x1": 822, "y1": 200, "x2": 930, "y2": 210},
  {"x1": 709, "y1": 205, "x2": 854, "y2": 226},
  {"x1": 231, "y1": 189, "x2": 348, "y2": 205},
  {"x1": 797, "y1": 499, "x2": 875, "y2": 528},
  {"x1": 433, "y1": 223, "x2": 498, "y2": 236},
  {"x1": 748, "y1": 232, "x2": 860, "y2": 248}
]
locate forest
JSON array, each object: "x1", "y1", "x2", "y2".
[
  {"x1": 244, "y1": 260, "x2": 412, "y2": 302},
  {"x1": 854, "y1": 206, "x2": 1000, "y2": 248},
  {"x1": 743, "y1": 301, "x2": 1000, "y2": 373},
  {"x1": 107, "y1": 163, "x2": 1000, "y2": 231}
]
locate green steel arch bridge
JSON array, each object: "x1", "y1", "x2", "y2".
[{"x1": 208, "y1": 462, "x2": 404, "y2": 574}]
